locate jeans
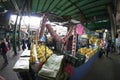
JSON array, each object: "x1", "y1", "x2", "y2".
[{"x1": 2, "y1": 53, "x2": 8, "y2": 64}]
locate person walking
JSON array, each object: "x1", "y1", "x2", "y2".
[
  {"x1": 6, "y1": 36, "x2": 11, "y2": 50},
  {"x1": 104, "y1": 39, "x2": 110, "y2": 57},
  {"x1": 21, "y1": 38, "x2": 26, "y2": 51},
  {"x1": 0, "y1": 38, "x2": 8, "y2": 67},
  {"x1": 26, "y1": 37, "x2": 31, "y2": 50}
]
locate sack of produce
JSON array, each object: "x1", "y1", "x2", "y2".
[{"x1": 38, "y1": 54, "x2": 64, "y2": 79}]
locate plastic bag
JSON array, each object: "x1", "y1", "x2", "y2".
[{"x1": 38, "y1": 54, "x2": 64, "y2": 78}]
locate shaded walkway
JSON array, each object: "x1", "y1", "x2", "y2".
[
  {"x1": 81, "y1": 53, "x2": 120, "y2": 80},
  {"x1": 0, "y1": 50, "x2": 23, "y2": 80}
]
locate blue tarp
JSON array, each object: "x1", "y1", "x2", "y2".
[{"x1": 70, "y1": 51, "x2": 99, "y2": 80}]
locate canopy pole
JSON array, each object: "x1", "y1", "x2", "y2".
[
  {"x1": 18, "y1": 0, "x2": 27, "y2": 51},
  {"x1": 12, "y1": 14, "x2": 18, "y2": 55},
  {"x1": 107, "y1": 5, "x2": 116, "y2": 40}
]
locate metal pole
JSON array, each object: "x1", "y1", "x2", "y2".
[
  {"x1": 18, "y1": 0, "x2": 27, "y2": 51},
  {"x1": 107, "y1": 5, "x2": 115, "y2": 39},
  {"x1": 13, "y1": 14, "x2": 18, "y2": 55}
]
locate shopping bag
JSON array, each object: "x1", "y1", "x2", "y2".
[{"x1": 38, "y1": 54, "x2": 64, "y2": 79}]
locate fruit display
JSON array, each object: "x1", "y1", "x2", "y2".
[
  {"x1": 89, "y1": 36, "x2": 99, "y2": 45},
  {"x1": 36, "y1": 44, "x2": 53, "y2": 63},
  {"x1": 29, "y1": 43, "x2": 53, "y2": 63},
  {"x1": 78, "y1": 47, "x2": 92, "y2": 55},
  {"x1": 85, "y1": 47, "x2": 98, "y2": 59},
  {"x1": 29, "y1": 43, "x2": 37, "y2": 63},
  {"x1": 78, "y1": 47, "x2": 98, "y2": 59}
]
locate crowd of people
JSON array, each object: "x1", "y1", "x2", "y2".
[
  {"x1": 0, "y1": 38, "x2": 9, "y2": 67},
  {"x1": 0, "y1": 36, "x2": 31, "y2": 68},
  {"x1": 99, "y1": 39, "x2": 113, "y2": 57},
  {"x1": 99, "y1": 31, "x2": 120, "y2": 58}
]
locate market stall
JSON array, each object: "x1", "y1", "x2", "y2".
[{"x1": 13, "y1": 16, "x2": 100, "y2": 80}]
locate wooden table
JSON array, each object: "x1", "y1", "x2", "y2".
[
  {"x1": 13, "y1": 57, "x2": 30, "y2": 72},
  {"x1": 20, "y1": 49, "x2": 30, "y2": 57},
  {"x1": 13, "y1": 50, "x2": 31, "y2": 80}
]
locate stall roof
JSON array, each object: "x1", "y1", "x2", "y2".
[
  {"x1": 0, "y1": 0, "x2": 114, "y2": 30},
  {"x1": 32, "y1": 0, "x2": 113, "y2": 21}
]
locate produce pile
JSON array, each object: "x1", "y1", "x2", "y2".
[
  {"x1": 89, "y1": 36, "x2": 99, "y2": 45},
  {"x1": 36, "y1": 44, "x2": 53, "y2": 63},
  {"x1": 29, "y1": 43, "x2": 53, "y2": 63},
  {"x1": 78, "y1": 47, "x2": 98, "y2": 59},
  {"x1": 29, "y1": 43, "x2": 37, "y2": 63}
]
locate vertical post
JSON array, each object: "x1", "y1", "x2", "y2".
[
  {"x1": 26, "y1": 0, "x2": 32, "y2": 35},
  {"x1": 112, "y1": 14, "x2": 117, "y2": 36},
  {"x1": 107, "y1": 5, "x2": 115, "y2": 41},
  {"x1": 18, "y1": 15, "x2": 22, "y2": 51},
  {"x1": 72, "y1": 26, "x2": 77, "y2": 57},
  {"x1": 13, "y1": 14, "x2": 18, "y2": 55},
  {"x1": 18, "y1": 0, "x2": 27, "y2": 51}
]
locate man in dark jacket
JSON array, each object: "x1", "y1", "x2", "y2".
[
  {"x1": 26, "y1": 37, "x2": 31, "y2": 50},
  {"x1": 21, "y1": 38, "x2": 26, "y2": 50},
  {"x1": 0, "y1": 39, "x2": 8, "y2": 66}
]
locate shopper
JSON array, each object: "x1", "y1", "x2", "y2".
[
  {"x1": 21, "y1": 38, "x2": 26, "y2": 51},
  {"x1": 26, "y1": 37, "x2": 31, "y2": 50},
  {"x1": 6, "y1": 36, "x2": 11, "y2": 50},
  {"x1": 104, "y1": 39, "x2": 110, "y2": 57},
  {"x1": 0, "y1": 38, "x2": 8, "y2": 66}
]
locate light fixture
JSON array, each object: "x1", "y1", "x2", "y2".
[{"x1": 105, "y1": 29, "x2": 108, "y2": 32}]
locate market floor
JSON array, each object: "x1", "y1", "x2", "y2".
[
  {"x1": 81, "y1": 52, "x2": 120, "y2": 80},
  {"x1": 0, "y1": 50, "x2": 120, "y2": 80},
  {"x1": 0, "y1": 49, "x2": 23, "y2": 80}
]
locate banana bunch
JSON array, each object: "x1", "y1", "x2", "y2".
[
  {"x1": 45, "y1": 47, "x2": 53, "y2": 58},
  {"x1": 85, "y1": 50, "x2": 94, "y2": 59},
  {"x1": 36, "y1": 44, "x2": 53, "y2": 63},
  {"x1": 37, "y1": 45, "x2": 45, "y2": 58},
  {"x1": 29, "y1": 44, "x2": 37, "y2": 63},
  {"x1": 29, "y1": 54, "x2": 36, "y2": 63},
  {"x1": 78, "y1": 47, "x2": 92, "y2": 55},
  {"x1": 30, "y1": 43, "x2": 34, "y2": 50},
  {"x1": 89, "y1": 36, "x2": 98, "y2": 44},
  {"x1": 40, "y1": 56, "x2": 46, "y2": 63},
  {"x1": 95, "y1": 39, "x2": 100, "y2": 45},
  {"x1": 85, "y1": 47, "x2": 98, "y2": 59}
]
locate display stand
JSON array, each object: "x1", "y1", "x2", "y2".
[{"x1": 13, "y1": 48, "x2": 99, "y2": 80}]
